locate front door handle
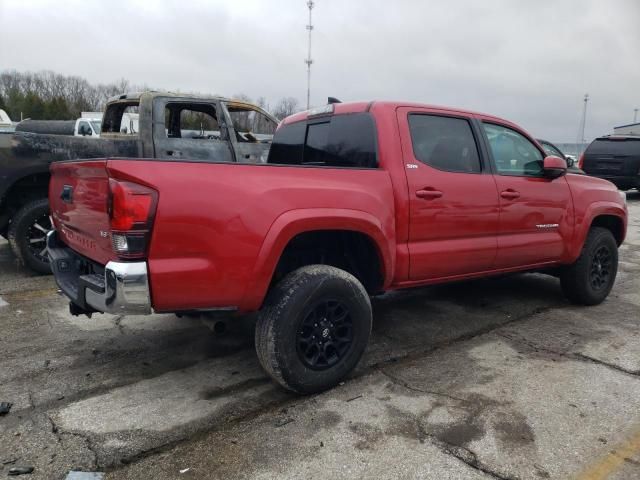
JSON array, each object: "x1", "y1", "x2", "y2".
[
  {"x1": 416, "y1": 188, "x2": 443, "y2": 199},
  {"x1": 500, "y1": 189, "x2": 520, "y2": 200}
]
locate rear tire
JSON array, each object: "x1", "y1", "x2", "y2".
[
  {"x1": 560, "y1": 227, "x2": 618, "y2": 305},
  {"x1": 255, "y1": 265, "x2": 372, "y2": 394},
  {"x1": 7, "y1": 198, "x2": 52, "y2": 275}
]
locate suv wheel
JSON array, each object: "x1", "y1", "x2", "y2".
[
  {"x1": 7, "y1": 198, "x2": 52, "y2": 275},
  {"x1": 255, "y1": 265, "x2": 372, "y2": 394},
  {"x1": 560, "y1": 227, "x2": 618, "y2": 305}
]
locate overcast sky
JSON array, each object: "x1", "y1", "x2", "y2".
[{"x1": 1, "y1": 0, "x2": 638, "y2": 142}]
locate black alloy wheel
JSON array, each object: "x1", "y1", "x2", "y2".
[
  {"x1": 296, "y1": 299, "x2": 354, "y2": 370},
  {"x1": 25, "y1": 212, "x2": 52, "y2": 266},
  {"x1": 255, "y1": 265, "x2": 372, "y2": 394},
  {"x1": 589, "y1": 245, "x2": 612, "y2": 291},
  {"x1": 560, "y1": 226, "x2": 618, "y2": 305},
  {"x1": 8, "y1": 198, "x2": 53, "y2": 274}
]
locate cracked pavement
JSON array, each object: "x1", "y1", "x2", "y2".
[{"x1": 0, "y1": 192, "x2": 638, "y2": 479}]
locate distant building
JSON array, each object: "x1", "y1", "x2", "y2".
[{"x1": 613, "y1": 122, "x2": 640, "y2": 135}]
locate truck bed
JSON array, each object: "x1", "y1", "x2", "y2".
[{"x1": 50, "y1": 158, "x2": 396, "y2": 312}]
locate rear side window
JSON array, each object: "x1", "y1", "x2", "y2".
[
  {"x1": 268, "y1": 113, "x2": 377, "y2": 168},
  {"x1": 408, "y1": 114, "x2": 481, "y2": 173},
  {"x1": 586, "y1": 138, "x2": 640, "y2": 155},
  {"x1": 165, "y1": 103, "x2": 219, "y2": 139}
]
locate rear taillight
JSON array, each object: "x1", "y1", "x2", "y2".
[
  {"x1": 108, "y1": 178, "x2": 157, "y2": 259},
  {"x1": 578, "y1": 152, "x2": 585, "y2": 170}
]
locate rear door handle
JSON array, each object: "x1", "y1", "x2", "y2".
[
  {"x1": 500, "y1": 189, "x2": 520, "y2": 200},
  {"x1": 416, "y1": 188, "x2": 443, "y2": 199}
]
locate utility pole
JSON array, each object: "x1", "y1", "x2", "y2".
[
  {"x1": 634, "y1": 108, "x2": 638, "y2": 123},
  {"x1": 305, "y1": 1, "x2": 314, "y2": 110},
  {"x1": 576, "y1": 93, "x2": 589, "y2": 155}
]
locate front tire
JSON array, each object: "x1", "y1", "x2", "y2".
[
  {"x1": 7, "y1": 198, "x2": 52, "y2": 275},
  {"x1": 560, "y1": 227, "x2": 618, "y2": 305},
  {"x1": 255, "y1": 265, "x2": 372, "y2": 394}
]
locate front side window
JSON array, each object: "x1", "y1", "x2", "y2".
[
  {"x1": 268, "y1": 113, "x2": 378, "y2": 168},
  {"x1": 408, "y1": 114, "x2": 481, "y2": 173},
  {"x1": 484, "y1": 123, "x2": 543, "y2": 176}
]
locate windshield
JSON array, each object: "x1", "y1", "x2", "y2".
[
  {"x1": 540, "y1": 142, "x2": 564, "y2": 158},
  {"x1": 91, "y1": 121, "x2": 101, "y2": 134},
  {"x1": 226, "y1": 104, "x2": 277, "y2": 141}
]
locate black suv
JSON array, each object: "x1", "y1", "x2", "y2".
[{"x1": 581, "y1": 135, "x2": 640, "y2": 190}]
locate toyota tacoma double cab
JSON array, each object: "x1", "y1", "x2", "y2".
[
  {"x1": 47, "y1": 100, "x2": 628, "y2": 394},
  {"x1": 0, "y1": 91, "x2": 277, "y2": 273}
]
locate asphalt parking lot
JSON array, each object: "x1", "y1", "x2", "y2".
[{"x1": 0, "y1": 192, "x2": 638, "y2": 480}]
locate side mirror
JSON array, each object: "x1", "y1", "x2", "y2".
[{"x1": 543, "y1": 155, "x2": 567, "y2": 179}]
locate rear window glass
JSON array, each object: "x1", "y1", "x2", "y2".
[
  {"x1": 268, "y1": 113, "x2": 377, "y2": 168},
  {"x1": 586, "y1": 138, "x2": 640, "y2": 155}
]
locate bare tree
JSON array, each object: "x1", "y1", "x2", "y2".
[
  {"x1": 0, "y1": 69, "x2": 299, "y2": 121},
  {"x1": 272, "y1": 97, "x2": 300, "y2": 120}
]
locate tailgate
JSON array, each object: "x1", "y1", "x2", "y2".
[
  {"x1": 49, "y1": 160, "x2": 114, "y2": 265},
  {"x1": 583, "y1": 154, "x2": 633, "y2": 175}
]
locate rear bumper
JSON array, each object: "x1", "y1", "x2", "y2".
[{"x1": 47, "y1": 230, "x2": 152, "y2": 315}]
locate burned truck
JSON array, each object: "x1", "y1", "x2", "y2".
[{"x1": 0, "y1": 91, "x2": 278, "y2": 273}]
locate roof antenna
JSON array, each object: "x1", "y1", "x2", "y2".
[{"x1": 327, "y1": 97, "x2": 341, "y2": 104}]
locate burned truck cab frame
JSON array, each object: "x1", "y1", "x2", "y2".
[{"x1": 0, "y1": 91, "x2": 278, "y2": 273}]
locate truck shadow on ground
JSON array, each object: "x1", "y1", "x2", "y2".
[{"x1": 59, "y1": 271, "x2": 568, "y2": 399}]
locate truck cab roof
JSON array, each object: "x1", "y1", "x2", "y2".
[
  {"x1": 106, "y1": 91, "x2": 266, "y2": 111},
  {"x1": 281, "y1": 100, "x2": 517, "y2": 129}
]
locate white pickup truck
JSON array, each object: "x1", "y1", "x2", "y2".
[{"x1": 74, "y1": 117, "x2": 102, "y2": 137}]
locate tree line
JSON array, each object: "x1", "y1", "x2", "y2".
[{"x1": 0, "y1": 70, "x2": 300, "y2": 122}]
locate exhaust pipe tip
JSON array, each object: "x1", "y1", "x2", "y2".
[
  {"x1": 199, "y1": 316, "x2": 228, "y2": 335},
  {"x1": 212, "y1": 320, "x2": 227, "y2": 335}
]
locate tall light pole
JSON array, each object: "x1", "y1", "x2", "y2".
[
  {"x1": 634, "y1": 108, "x2": 638, "y2": 123},
  {"x1": 305, "y1": 1, "x2": 314, "y2": 110},
  {"x1": 577, "y1": 93, "x2": 589, "y2": 155}
]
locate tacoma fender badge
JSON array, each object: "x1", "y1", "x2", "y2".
[{"x1": 536, "y1": 224, "x2": 559, "y2": 229}]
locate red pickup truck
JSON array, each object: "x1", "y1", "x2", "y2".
[{"x1": 47, "y1": 101, "x2": 628, "y2": 394}]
